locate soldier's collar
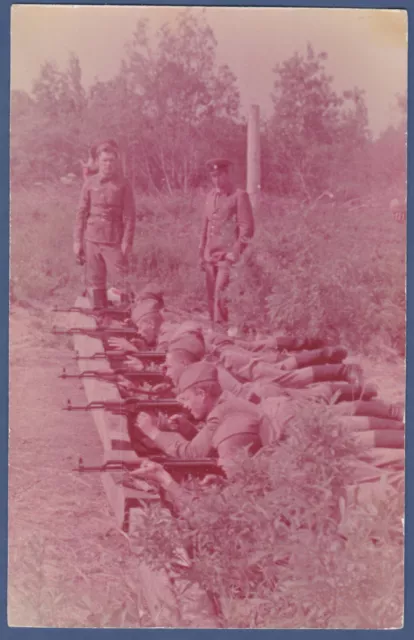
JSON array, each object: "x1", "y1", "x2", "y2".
[
  {"x1": 98, "y1": 172, "x2": 116, "y2": 184},
  {"x1": 214, "y1": 185, "x2": 234, "y2": 197}
]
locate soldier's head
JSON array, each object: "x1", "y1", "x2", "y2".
[
  {"x1": 131, "y1": 299, "x2": 163, "y2": 346},
  {"x1": 97, "y1": 141, "x2": 119, "y2": 178},
  {"x1": 165, "y1": 334, "x2": 205, "y2": 384},
  {"x1": 206, "y1": 158, "x2": 232, "y2": 192},
  {"x1": 131, "y1": 286, "x2": 164, "y2": 344},
  {"x1": 177, "y1": 362, "x2": 222, "y2": 420}
]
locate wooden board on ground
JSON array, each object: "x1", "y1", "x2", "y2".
[
  {"x1": 67, "y1": 295, "x2": 220, "y2": 627},
  {"x1": 69, "y1": 295, "x2": 143, "y2": 530}
]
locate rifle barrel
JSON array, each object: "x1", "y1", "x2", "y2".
[
  {"x1": 75, "y1": 352, "x2": 166, "y2": 361},
  {"x1": 74, "y1": 457, "x2": 225, "y2": 476}
]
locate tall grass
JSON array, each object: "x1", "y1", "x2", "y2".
[
  {"x1": 129, "y1": 406, "x2": 404, "y2": 628},
  {"x1": 10, "y1": 182, "x2": 405, "y2": 355}
]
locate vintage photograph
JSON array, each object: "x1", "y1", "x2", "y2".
[{"x1": 9, "y1": 4, "x2": 407, "y2": 629}]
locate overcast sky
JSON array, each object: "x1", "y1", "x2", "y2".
[{"x1": 11, "y1": 5, "x2": 407, "y2": 137}]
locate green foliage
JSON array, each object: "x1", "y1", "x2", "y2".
[
  {"x1": 10, "y1": 20, "x2": 406, "y2": 198},
  {"x1": 10, "y1": 184, "x2": 405, "y2": 358},
  {"x1": 265, "y1": 44, "x2": 373, "y2": 198},
  {"x1": 227, "y1": 193, "x2": 406, "y2": 355},
  {"x1": 130, "y1": 406, "x2": 403, "y2": 628}
]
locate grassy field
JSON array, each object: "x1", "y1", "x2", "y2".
[
  {"x1": 11, "y1": 182, "x2": 405, "y2": 354},
  {"x1": 9, "y1": 181, "x2": 406, "y2": 628}
]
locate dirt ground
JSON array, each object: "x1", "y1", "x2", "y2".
[
  {"x1": 7, "y1": 302, "x2": 406, "y2": 628},
  {"x1": 8, "y1": 304, "x2": 152, "y2": 628}
]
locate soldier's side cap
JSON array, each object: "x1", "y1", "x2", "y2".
[
  {"x1": 131, "y1": 298, "x2": 162, "y2": 324},
  {"x1": 177, "y1": 361, "x2": 218, "y2": 394},
  {"x1": 206, "y1": 158, "x2": 232, "y2": 172},
  {"x1": 136, "y1": 283, "x2": 164, "y2": 306},
  {"x1": 210, "y1": 334, "x2": 234, "y2": 348},
  {"x1": 171, "y1": 321, "x2": 205, "y2": 344},
  {"x1": 168, "y1": 334, "x2": 206, "y2": 360}
]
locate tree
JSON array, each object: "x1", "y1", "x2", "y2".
[
  {"x1": 266, "y1": 44, "x2": 372, "y2": 200},
  {"x1": 121, "y1": 9, "x2": 242, "y2": 192}
]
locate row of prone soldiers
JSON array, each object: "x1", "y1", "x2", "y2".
[{"x1": 101, "y1": 283, "x2": 404, "y2": 524}]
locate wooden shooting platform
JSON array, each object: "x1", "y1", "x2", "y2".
[
  {"x1": 70, "y1": 295, "x2": 151, "y2": 532},
  {"x1": 68, "y1": 295, "x2": 220, "y2": 627}
]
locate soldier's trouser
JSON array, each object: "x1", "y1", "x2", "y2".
[
  {"x1": 204, "y1": 261, "x2": 231, "y2": 324},
  {"x1": 251, "y1": 363, "x2": 349, "y2": 388},
  {"x1": 278, "y1": 347, "x2": 346, "y2": 371},
  {"x1": 333, "y1": 400, "x2": 403, "y2": 421},
  {"x1": 85, "y1": 241, "x2": 129, "y2": 292}
]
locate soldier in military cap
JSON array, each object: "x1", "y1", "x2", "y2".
[
  {"x1": 136, "y1": 361, "x2": 270, "y2": 470},
  {"x1": 73, "y1": 140, "x2": 136, "y2": 308},
  {"x1": 107, "y1": 284, "x2": 164, "y2": 358},
  {"x1": 199, "y1": 158, "x2": 254, "y2": 325}
]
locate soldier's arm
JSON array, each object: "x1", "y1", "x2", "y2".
[
  {"x1": 232, "y1": 190, "x2": 254, "y2": 259},
  {"x1": 121, "y1": 180, "x2": 136, "y2": 252},
  {"x1": 73, "y1": 181, "x2": 90, "y2": 248},
  {"x1": 145, "y1": 415, "x2": 218, "y2": 460}
]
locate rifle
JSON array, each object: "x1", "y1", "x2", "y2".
[
  {"x1": 73, "y1": 456, "x2": 225, "y2": 478},
  {"x1": 74, "y1": 351, "x2": 166, "y2": 363},
  {"x1": 59, "y1": 367, "x2": 167, "y2": 384},
  {"x1": 64, "y1": 398, "x2": 185, "y2": 415},
  {"x1": 52, "y1": 326, "x2": 137, "y2": 338},
  {"x1": 53, "y1": 304, "x2": 131, "y2": 318}
]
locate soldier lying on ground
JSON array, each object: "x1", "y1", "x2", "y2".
[
  {"x1": 105, "y1": 282, "x2": 338, "y2": 366},
  {"x1": 135, "y1": 361, "x2": 271, "y2": 472},
  {"x1": 130, "y1": 437, "x2": 404, "y2": 534},
  {"x1": 163, "y1": 332, "x2": 376, "y2": 405},
  {"x1": 107, "y1": 284, "x2": 165, "y2": 363},
  {"x1": 167, "y1": 327, "x2": 367, "y2": 391},
  {"x1": 135, "y1": 360, "x2": 404, "y2": 467},
  {"x1": 108, "y1": 297, "x2": 364, "y2": 392}
]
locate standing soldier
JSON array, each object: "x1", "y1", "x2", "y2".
[
  {"x1": 73, "y1": 141, "x2": 136, "y2": 308},
  {"x1": 199, "y1": 159, "x2": 254, "y2": 327}
]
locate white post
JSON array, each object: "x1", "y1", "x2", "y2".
[{"x1": 247, "y1": 104, "x2": 261, "y2": 212}]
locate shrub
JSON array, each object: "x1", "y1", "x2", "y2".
[
  {"x1": 130, "y1": 405, "x2": 403, "y2": 628},
  {"x1": 10, "y1": 184, "x2": 405, "y2": 356}
]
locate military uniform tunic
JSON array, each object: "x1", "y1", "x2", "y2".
[
  {"x1": 74, "y1": 172, "x2": 136, "y2": 291},
  {"x1": 199, "y1": 188, "x2": 254, "y2": 324},
  {"x1": 152, "y1": 392, "x2": 268, "y2": 467}
]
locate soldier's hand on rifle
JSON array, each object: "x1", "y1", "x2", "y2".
[
  {"x1": 169, "y1": 414, "x2": 198, "y2": 438},
  {"x1": 131, "y1": 459, "x2": 174, "y2": 489},
  {"x1": 136, "y1": 411, "x2": 159, "y2": 440},
  {"x1": 124, "y1": 355, "x2": 145, "y2": 371},
  {"x1": 107, "y1": 337, "x2": 139, "y2": 354},
  {"x1": 116, "y1": 375, "x2": 136, "y2": 395}
]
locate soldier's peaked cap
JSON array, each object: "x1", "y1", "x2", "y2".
[
  {"x1": 177, "y1": 361, "x2": 218, "y2": 394},
  {"x1": 96, "y1": 139, "x2": 119, "y2": 156},
  {"x1": 206, "y1": 158, "x2": 232, "y2": 172}
]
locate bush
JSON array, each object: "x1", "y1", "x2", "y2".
[
  {"x1": 130, "y1": 405, "x2": 403, "y2": 628},
  {"x1": 227, "y1": 193, "x2": 405, "y2": 355},
  {"x1": 10, "y1": 184, "x2": 405, "y2": 357}
]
